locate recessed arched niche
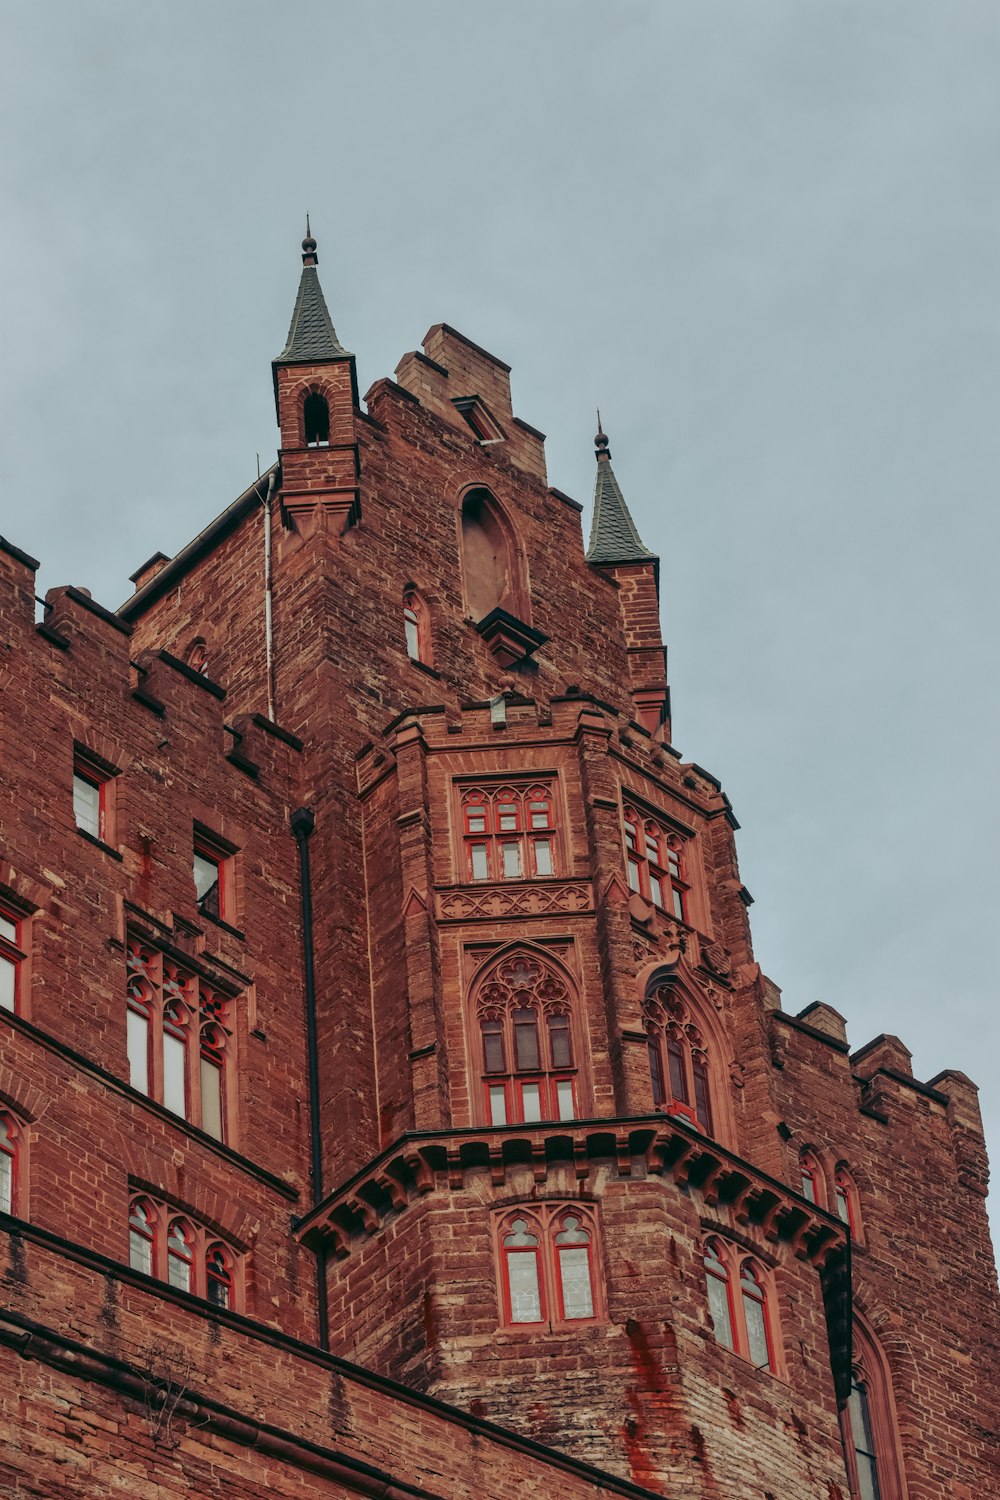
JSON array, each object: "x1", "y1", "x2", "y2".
[{"x1": 460, "y1": 489, "x2": 518, "y2": 623}]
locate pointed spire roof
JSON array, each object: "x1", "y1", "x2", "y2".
[
  {"x1": 585, "y1": 415, "x2": 657, "y2": 565},
  {"x1": 275, "y1": 219, "x2": 353, "y2": 364}
]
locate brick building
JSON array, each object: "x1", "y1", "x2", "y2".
[{"x1": 0, "y1": 230, "x2": 997, "y2": 1499}]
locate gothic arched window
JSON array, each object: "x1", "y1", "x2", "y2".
[
  {"x1": 495, "y1": 1204, "x2": 601, "y2": 1329},
  {"x1": 840, "y1": 1317, "x2": 908, "y2": 1500},
  {"x1": 403, "y1": 588, "x2": 430, "y2": 664},
  {"x1": 702, "y1": 1237, "x2": 778, "y2": 1373},
  {"x1": 623, "y1": 806, "x2": 688, "y2": 919},
  {"x1": 0, "y1": 1111, "x2": 23, "y2": 1216},
  {"x1": 473, "y1": 949, "x2": 583, "y2": 1126},
  {"x1": 835, "y1": 1165, "x2": 862, "y2": 1239},
  {"x1": 303, "y1": 391, "x2": 330, "y2": 447},
  {"x1": 128, "y1": 1196, "x2": 157, "y2": 1277},
  {"x1": 460, "y1": 782, "x2": 556, "y2": 882},
  {"x1": 460, "y1": 488, "x2": 518, "y2": 622},
  {"x1": 644, "y1": 983, "x2": 715, "y2": 1135},
  {"x1": 127, "y1": 1193, "x2": 242, "y2": 1310},
  {"x1": 800, "y1": 1149, "x2": 825, "y2": 1206}
]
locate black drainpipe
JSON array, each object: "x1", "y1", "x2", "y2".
[{"x1": 291, "y1": 806, "x2": 329, "y2": 1351}]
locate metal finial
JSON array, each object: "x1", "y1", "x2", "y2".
[
  {"x1": 301, "y1": 214, "x2": 318, "y2": 264},
  {"x1": 595, "y1": 409, "x2": 610, "y2": 458}
]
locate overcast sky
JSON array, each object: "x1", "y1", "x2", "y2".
[{"x1": 2, "y1": 3, "x2": 997, "y2": 1234}]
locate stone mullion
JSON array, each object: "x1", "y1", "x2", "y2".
[
  {"x1": 575, "y1": 709, "x2": 648, "y2": 1118},
  {"x1": 392, "y1": 722, "x2": 449, "y2": 1131}
]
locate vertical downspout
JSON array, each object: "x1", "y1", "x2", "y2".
[
  {"x1": 291, "y1": 806, "x2": 328, "y2": 1350},
  {"x1": 262, "y1": 469, "x2": 278, "y2": 721}
]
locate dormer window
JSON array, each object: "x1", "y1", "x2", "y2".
[
  {"x1": 453, "y1": 396, "x2": 505, "y2": 444},
  {"x1": 304, "y1": 392, "x2": 330, "y2": 447}
]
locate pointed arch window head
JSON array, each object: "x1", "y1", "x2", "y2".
[
  {"x1": 840, "y1": 1318, "x2": 907, "y2": 1500},
  {"x1": 128, "y1": 1197, "x2": 157, "y2": 1277},
  {"x1": 461, "y1": 488, "x2": 519, "y2": 624},
  {"x1": 800, "y1": 1149, "x2": 824, "y2": 1206},
  {"x1": 0, "y1": 902, "x2": 27, "y2": 1015},
  {"x1": 834, "y1": 1165, "x2": 862, "y2": 1240},
  {"x1": 402, "y1": 589, "x2": 431, "y2": 666},
  {"x1": 127, "y1": 1193, "x2": 242, "y2": 1310},
  {"x1": 496, "y1": 1204, "x2": 602, "y2": 1329},
  {"x1": 473, "y1": 949, "x2": 585, "y2": 1126},
  {"x1": 702, "y1": 1238, "x2": 778, "y2": 1374},
  {"x1": 186, "y1": 639, "x2": 209, "y2": 677},
  {"x1": 460, "y1": 782, "x2": 557, "y2": 883},
  {"x1": 623, "y1": 806, "x2": 688, "y2": 919},
  {"x1": 644, "y1": 984, "x2": 715, "y2": 1136},
  {"x1": 0, "y1": 1111, "x2": 23, "y2": 1217},
  {"x1": 303, "y1": 391, "x2": 330, "y2": 447}
]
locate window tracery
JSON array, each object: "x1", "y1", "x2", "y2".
[
  {"x1": 643, "y1": 983, "x2": 714, "y2": 1134},
  {"x1": 473, "y1": 949, "x2": 582, "y2": 1125},
  {"x1": 495, "y1": 1204, "x2": 601, "y2": 1329},
  {"x1": 702, "y1": 1237, "x2": 778, "y2": 1373},
  {"x1": 623, "y1": 805, "x2": 688, "y2": 919}
]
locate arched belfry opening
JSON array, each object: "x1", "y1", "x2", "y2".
[
  {"x1": 461, "y1": 488, "x2": 515, "y2": 623},
  {"x1": 303, "y1": 391, "x2": 330, "y2": 447}
]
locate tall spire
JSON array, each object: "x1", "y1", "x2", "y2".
[
  {"x1": 274, "y1": 221, "x2": 353, "y2": 365},
  {"x1": 585, "y1": 417, "x2": 656, "y2": 565}
]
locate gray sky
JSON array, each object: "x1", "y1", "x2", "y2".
[{"x1": 3, "y1": 3, "x2": 998, "y2": 1234}]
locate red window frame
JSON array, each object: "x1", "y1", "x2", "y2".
[
  {"x1": 403, "y1": 589, "x2": 431, "y2": 665},
  {"x1": 474, "y1": 950, "x2": 583, "y2": 1127},
  {"x1": 623, "y1": 805, "x2": 688, "y2": 919},
  {"x1": 73, "y1": 750, "x2": 115, "y2": 844},
  {"x1": 800, "y1": 1149, "x2": 824, "y2": 1206},
  {"x1": 644, "y1": 985, "x2": 714, "y2": 1135},
  {"x1": 834, "y1": 1166, "x2": 861, "y2": 1239},
  {"x1": 0, "y1": 1111, "x2": 22, "y2": 1216},
  {"x1": 839, "y1": 1319, "x2": 908, "y2": 1500},
  {"x1": 0, "y1": 902, "x2": 27, "y2": 1016},
  {"x1": 460, "y1": 782, "x2": 557, "y2": 883},
  {"x1": 193, "y1": 829, "x2": 234, "y2": 924},
  {"x1": 495, "y1": 1204, "x2": 602, "y2": 1330},
  {"x1": 127, "y1": 1194, "x2": 242, "y2": 1309},
  {"x1": 125, "y1": 938, "x2": 233, "y2": 1143},
  {"x1": 702, "y1": 1238, "x2": 779, "y2": 1374}
]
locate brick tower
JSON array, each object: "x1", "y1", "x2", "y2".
[{"x1": 0, "y1": 230, "x2": 997, "y2": 1499}]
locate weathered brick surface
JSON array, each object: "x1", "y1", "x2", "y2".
[{"x1": 0, "y1": 285, "x2": 997, "y2": 1499}]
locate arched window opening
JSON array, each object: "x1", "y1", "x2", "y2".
[
  {"x1": 0, "y1": 1112, "x2": 22, "y2": 1216},
  {"x1": 461, "y1": 489, "x2": 517, "y2": 623},
  {"x1": 624, "y1": 806, "x2": 688, "y2": 919},
  {"x1": 703, "y1": 1238, "x2": 778, "y2": 1373},
  {"x1": 128, "y1": 1197, "x2": 157, "y2": 1277},
  {"x1": 474, "y1": 950, "x2": 583, "y2": 1125},
  {"x1": 206, "y1": 1244, "x2": 233, "y2": 1309},
  {"x1": 800, "y1": 1149, "x2": 824, "y2": 1206},
  {"x1": 186, "y1": 639, "x2": 209, "y2": 676},
  {"x1": 126, "y1": 939, "x2": 233, "y2": 1142},
  {"x1": 840, "y1": 1318, "x2": 908, "y2": 1500},
  {"x1": 0, "y1": 902, "x2": 26, "y2": 1014},
  {"x1": 835, "y1": 1165, "x2": 862, "y2": 1239},
  {"x1": 303, "y1": 391, "x2": 330, "y2": 447},
  {"x1": 496, "y1": 1204, "x2": 601, "y2": 1330},
  {"x1": 644, "y1": 984, "x2": 714, "y2": 1135},
  {"x1": 167, "y1": 1217, "x2": 195, "y2": 1292},
  {"x1": 403, "y1": 589, "x2": 431, "y2": 665}
]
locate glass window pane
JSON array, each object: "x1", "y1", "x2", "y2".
[
  {"x1": 207, "y1": 1254, "x2": 231, "y2": 1308},
  {"x1": 667, "y1": 1037, "x2": 688, "y2": 1102},
  {"x1": 482, "y1": 1021, "x2": 506, "y2": 1074},
  {"x1": 533, "y1": 839, "x2": 553, "y2": 876},
  {"x1": 501, "y1": 842, "x2": 522, "y2": 878},
  {"x1": 163, "y1": 1030, "x2": 187, "y2": 1118},
  {"x1": 558, "y1": 1246, "x2": 594, "y2": 1319},
  {"x1": 556, "y1": 1078, "x2": 576, "y2": 1120},
  {"x1": 667, "y1": 850, "x2": 681, "y2": 877},
  {"x1": 497, "y1": 804, "x2": 518, "y2": 830},
  {"x1": 801, "y1": 1171, "x2": 816, "y2": 1202},
  {"x1": 627, "y1": 859, "x2": 641, "y2": 892},
  {"x1": 836, "y1": 1186, "x2": 851, "y2": 1224},
  {"x1": 129, "y1": 1228, "x2": 152, "y2": 1276},
  {"x1": 168, "y1": 1250, "x2": 192, "y2": 1292},
  {"x1": 404, "y1": 610, "x2": 419, "y2": 658},
  {"x1": 547, "y1": 1014, "x2": 573, "y2": 1068},
  {"x1": 200, "y1": 1055, "x2": 223, "y2": 1140},
  {"x1": 514, "y1": 1010, "x2": 540, "y2": 1071},
  {"x1": 692, "y1": 1056, "x2": 713, "y2": 1134},
  {"x1": 706, "y1": 1272, "x2": 734, "y2": 1349},
  {"x1": 470, "y1": 844, "x2": 489, "y2": 880},
  {"x1": 194, "y1": 852, "x2": 220, "y2": 917},
  {"x1": 529, "y1": 802, "x2": 550, "y2": 828},
  {"x1": 466, "y1": 810, "x2": 487, "y2": 833},
  {"x1": 506, "y1": 1251, "x2": 543, "y2": 1323},
  {"x1": 0, "y1": 955, "x2": 15, "y2": 1012},
  {"x1": 488, "y1": 1085, "x2": 507, "y2": 1125},
  {"x1": 672, "y1": 888, "x2": 685, "y2": 920},
  {"x1": 127, "y1": 1009, "x2": 149, "y2": 1094},
  {"x1": 648, "y1": 1039, "x2": 665, "y2": 1105},
  {"x1": 743, "y1": 1290, "x2": 771, "y2": 1370},
  {"x1": 73, "y1": 775, "x2": 101, "y2": 838},
  {"x1": 520, "y1": 1082, "x2": 542, "y2": 1122},
  {"x1": 0, "y1": 1151, "x2": 12, "y2": 1214},
  {"x1": 0, "y1": 914, "x2": 17, "y2": 943},
  {"x1": 649, "y1": 873, "x2": 664, "y2": 908}
]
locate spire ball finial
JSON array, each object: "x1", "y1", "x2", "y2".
[
  {"x1": 595, "y1": 409, "x2": 610, "y2": 458},
  {"x1": 301, "y1": 214, "x2": 318, "y2": 264}
]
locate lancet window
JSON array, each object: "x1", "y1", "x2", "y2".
[
  {"x1": 495, "y1": 1204, "x2": 602, "y2": 1329},
  {"x1": 840, "y1": 1317, "x2": 907, "y2": 1500},
  {"x1": 643, "y1": 983, "x2": 714, "y2": 1135},
  {"x1": 128, "y1": 1193, "x2": 239, "y2": 1310},
  {"x1": 702, "y1": 1237, "x2": 778, "y2": 1373},
  {"x1": 474, "y1": 949, "x2": 582, "y2": 1126},
  {"x1": 0, "y1": 903, "x2": 26, "y2": 1015},
  {"x1": 403, "y1": 588, "x2": 431, "y2": 665},
  {"x1": 623, "y1": 805, "x2": 688, "y2": 919},
  {"x1": 126, "y1": 937, "x2": 232, "y2": 1143}
]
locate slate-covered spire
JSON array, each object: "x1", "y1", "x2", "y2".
[
  {"x1": 585, "y1": 416, "x2": 657, "y2": 566},
  {"x1": 274, "y1": 218, "x2": 353, "y2": 365}
]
